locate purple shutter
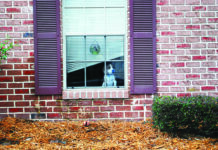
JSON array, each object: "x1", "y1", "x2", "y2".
[
  {"x1": 33, "y1": 0, "x2": 61, "y2": 95},
  {"x1": 130, "y1": 0, "x2": 157, "y2": 94}
]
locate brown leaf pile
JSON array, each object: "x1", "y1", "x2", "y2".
[{"x1": 0, "y1": 117, "x2": 217, "y2": 150}]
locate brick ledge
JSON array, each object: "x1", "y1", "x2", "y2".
[{"x1": 63, "y1": 89, "x2": 129, "y2": 99}]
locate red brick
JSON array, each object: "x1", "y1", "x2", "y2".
[
  {"x1": 0, "y1": 27, "x2": 12, "y2": 32},
  {"x1": 125, "y1": 112, "x2": 138, "y2": 118},
  {"x1": 132, "y1": 106, "x2": 144, "y2": 111},
  {"x1": 109, "y1": 100, "x2": 123, "y2": 105},
  {"x1": 39, "y1": 96, "x2": 53, "y2": 100},
  {"x1": 157, "y1": 50, "x2": 169, "y2": 55},
  {"x1": 186, "y1": 25, "x2": 200, "y2": 30},
  {"x1": 47, "y1": 113, "x2": 62, "y2": 119},
  {"x1": 7, "y1": 58, "x2": 22, "y2": 63},
  {"x1": 23, "y1": 70, "x2": 34, "y2": 75},
  {"x1": 177, "y1": 93, "x2": 191, "y2": 97},
  {"x1": 93, "y1": 100, "x2": 107, "y2": 105},
  {"x1": 40, "y1": 107, "x2": 52, "y2": 112},
  {"x1": 94, "y1": 113, "x2": 108, "y2": 118},
  {"x1": 186, "y1": 74, "x2": 200, "y2": 79},
  {"x1": 170, "y1": 63, "x2": 185, "y2": 67},
  {"x1": 208, "y1": 68, "x2": 218, "y2": 72},
  {"x1": 14, "y1": 1, "x2": 28, "y2": 6},
  {"x1": 8, "y1": 83, "x2": 22, "y2": 89},
  {"x1": 177, "y1": 56, "x2": 191, "y2": 61},
  {"x1": 170, "y1": 87, "x2": 185, "y2": 92},
  {"x1": 16, "y1": 102, "x2": 29, "y2": 106},
  {"x1": 77, "y1": 100, "x2": 92, "y2": 106},
  {"x1": 14, "y1": 64, "x2": 28, "y2": 69},
  {"x1": 0, "y1": 14, "x2": 12, "y2": 19},
  {"x1": 14, "y1": 76, "x2": 28, "y2": 82},
  {"x1": 85, "y1": 107, "x2": 99, "y2": 112},
  {"x1": 202, "y1": 37, "x2": 216, "y2": 42},
  {"x1": 0, "y1": 70, "x2": 6, "y2": 76},
  {"x1": 0, "y1": 102, "x2": 14, "y2": 107},
  {"x1": 201, "y1": 74, "x2": 215, "y2": 79},
  {"x1": 186, "y1": 62, "x2": 200, "y2": 67},
  {"x1": 24, "y1": 95, "x2": 38, "y2": 100},
  {"x1": 25, "y1": 108, "x2": 37, "y2": 112},
  {"x1": 0, "y1": 89, "x2": 13, "y2": 94},
  {"x1": 177, "y1": 44, "x2": 191, "y2": 48},
  {"x1": 54, "y1": 107, "x2": 66, "y2": 112},
  {"x1": 161, "y1": 31, "x2": 175, "y2": 36},
  {"x1": 0, "y1": 83, "x2": 7, "y2": 88},
  {"x1": 6, "y1": 8, "x2": 21, "y2": 13},
  {"x1": 69, "y1": 107, "x2": 80, "y2": 112},
  {"x1": 30, "y1": 76, "x2": 35, "y2": 81},
  {"x1": 78, "y1": 113, "x2": 93, "y2": 119},
  {"x1": 192, "y1": 56, "x2": 206, "y2": 60},
  {"x1": 0, "y1": 1, "x2": 12, "y2": 7},
  {"x1": 193, "y1": 6, "x2": 206, "y2": 11},
  {"x1": 171, "y1": 12, "x2": 183, "y2": 17},
  {"x1": 24, "y1": 83, "x2": 35, "y2": 88},
  {"x1": 0, "y1": 77, "x2": 13, "y2": 82},
  {"x1": 47, "y1": 101, "x2": 60, "y2": 106},
  {"x1": 162, "y1": 81, "x2": 176, "y2": 86},
  {"x1": 0, "y1": 108, "x2": 7, "y2": 113},
  {"x1": 7, "y1": 70, "x2": 22, "y2": 75},
  {"x1": 208, "y1": 18, "x2": 218, "y2": 23},
  {"x1": 0, "y1": 95, "x2": 7, "y2": 100},
  {"x1": 8, "y1": 95, "x2": 23, "y2": 100},
  {"x1": 15, "y1": 89, "x2": 29, "y2": 94},
  {"x1": 202, "y1": 86, "x2": 215, "y2": 91},
  {"x1": 23, "y1": 20, "x2": 33, "y2": 25},
  {"x1": 63, "y1": 113, "x2": 77, "y2": 119},
  {"x1": 110, "y1": 112, "x2": 123, "y2": 118},
  {"x1": 15, "y1": 114, "x2": 29, "y2": 119},
  {"x1": 9, "y1": 108, "x2": 23, "y2": 113},
  {"x1": 157, "y1": 0, "x2": 168, "y2": 5},
  {"x1": 100, "y1": 106, "x2": 114, "y2": 111},
  {"x1": 116, "y1": 106, "x2": 131, "y2": 111}
]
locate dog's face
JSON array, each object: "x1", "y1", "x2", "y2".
[{"x1": 104, "y1": 64, "x2": 115, "y2": 75}]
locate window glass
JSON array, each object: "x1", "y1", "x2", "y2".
[{"x1": 63, "y1": 0, "x2": 126, "y2": 89}]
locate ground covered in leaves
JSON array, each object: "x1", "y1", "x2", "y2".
[{"x1": 0, "y1": 117, "x2": 217, "y2": 150}]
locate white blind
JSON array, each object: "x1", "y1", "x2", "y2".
[{"x1": 63, "y1": 0, "x2": 126, "y2": 35}]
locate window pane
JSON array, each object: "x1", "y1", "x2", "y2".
[
  {"x1": 67, "y1": 36, "x2": 85, "y2": 62},
  {"x1": 67, "y1": 63, "x2": 85, "y2": 87},
  {"x1": 106, "y1": 36, "x2": 124, "y2": 61},
  {"x1": 86, "y1": 36, "x2": 105, "y2": 61},
  {"x1": 86, "y1": 62, "x2": 104, "y2": 87},
  {"x1": 102, "y1": 62, "x2": 124, "y2": 87}
]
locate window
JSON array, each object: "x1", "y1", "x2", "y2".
[
  {"x1": 62, "y1": 0, "x2": 127, "y2": 89},
  {"x1": 33, "y1": 0, "x2": 156, "y2": 96}
]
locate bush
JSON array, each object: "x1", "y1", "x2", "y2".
[
  {"x1": 152, "y1": 96, "x2": 218, "y2": 136},
  {"x1": 0, "y1": 39, "x2": 18, "y2": 64}
]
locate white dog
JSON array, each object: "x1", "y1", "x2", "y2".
[{"x1": 102, "y1": 64, "x2": 117, "y2": 87}]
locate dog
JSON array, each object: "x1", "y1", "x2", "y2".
[{"x1": 102, "y1": 64, "x2": 117, "y2": 87}]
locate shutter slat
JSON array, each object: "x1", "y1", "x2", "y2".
[
  {"x1": 130, "y1": 0, "x2": 156, "y2": 94},
  {"x1": 34, "y1": 0, "x2": 61, "y2": 95}
]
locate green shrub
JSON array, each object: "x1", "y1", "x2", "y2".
[
  {"x1": 0, "y1": 39, "x2": 18, "y2": 64},
  {"x1": 152, "y1": 96, "x2": 218, "y2": 136}
]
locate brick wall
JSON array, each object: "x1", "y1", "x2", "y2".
[{"x1": 0, "y1": 0, "x2": 217, "y2": 121}]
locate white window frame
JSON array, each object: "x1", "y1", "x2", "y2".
[{"x1": 62, "y1": 0, "x2": 128, "y2": 90}]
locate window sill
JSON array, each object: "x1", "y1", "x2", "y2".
[{"x1": 62, "y1": 89, "x2": 129, "y2": 99}]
